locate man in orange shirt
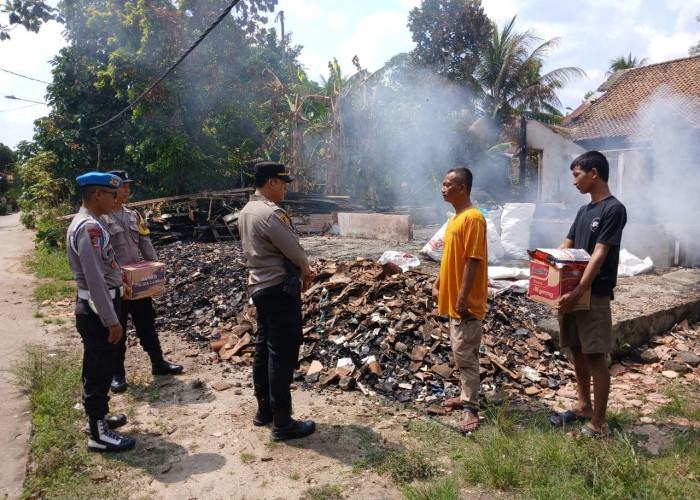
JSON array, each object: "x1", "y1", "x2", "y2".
[{"x1": 432, "y1": 167, "x2": 488, "y2": 434}]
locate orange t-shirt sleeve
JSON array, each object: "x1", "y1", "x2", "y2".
[{"x1": 461, "y1": 215, "x2": 487, "y2": 262}]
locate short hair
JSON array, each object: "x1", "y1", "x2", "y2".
[
  {"x1": 80, "y1": 186, "x2": 99, "y2": 201},
  {"x1": 447, "y1": 167, "x2": 473, "y2": 193},
  {"x1": 254, "y1": 176, "x2": 273, "y2": 188},
  {"x1": 570, "y1": 151, "x2": 609, "y2": 182}
]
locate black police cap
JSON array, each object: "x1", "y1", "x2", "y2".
[{"x1": 254, "y1": 162, "x2": 293, "y2": 183}]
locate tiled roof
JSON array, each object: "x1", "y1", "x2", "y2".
[{"x1": 564, "y1": 56, "x2": 700, "y2": 142}]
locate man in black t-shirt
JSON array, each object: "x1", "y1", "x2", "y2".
[{"x1": 550, "y1": 151, "x2": 627, "y2": 437}]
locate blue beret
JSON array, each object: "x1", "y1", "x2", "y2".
[{"x1": 76, "y1": 172, "x2": 123, "y2": 189}]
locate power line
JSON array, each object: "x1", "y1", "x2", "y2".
[
  {"x1": 89, "y1": 0, "x2": 242, "y2": 132},
  {"x1": 5, "y1": 95, "x2": 47, "y2": 105},
  {"x1": 0, "y1": 103, "x2": 43, "y2": 112},
  {"x1": 0, "y1": 67, "x2": 50, "y2": 84}
]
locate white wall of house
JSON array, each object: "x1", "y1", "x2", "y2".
[{"x1": 525, "y1": 120, "x2": 585, "y2": 203}]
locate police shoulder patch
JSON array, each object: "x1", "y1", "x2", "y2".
[
  {"x1": 279, "y1": 213, "x2": 292, "y2": 227},
  {"x1": 87, "y1": 227, "x2": 102, "y2": 248},
  {"x1": 137, "y1": 211, "x2": 150, "y2": 235}
]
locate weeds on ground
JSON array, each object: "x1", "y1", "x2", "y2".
[
  {"x1": 397, "y1": 401, "x2": 700, "y2": 499},
  {"x1": 302, "y1": 483, "x2": 344, "y2": 500},
  {"x1": 240, "y1": 452, "x2": 255, "y2": 464},
  {"x1": 655, "y1": 382, "x2": 700, "y2": 420},
  {"x1": 354, "y1": 449, "x2": 437, "y2": 484},
  {"x1": 28, "y1": 246, "x2": 76, "y2": 302},
  {"x1": 28, "y1": 246, "x2": 72, "y2": 280},
  {"x1": 403, "y1": 477, "x2": 461, "y2": 500},
  {"x1": 35, "y1": 280, "x2": 76, "y2": 302},
  {"x1": 11, "y1": 346, "x2": 130, "y2": 499}
]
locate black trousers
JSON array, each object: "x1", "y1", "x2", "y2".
[
  {"x1": 251, "y1": 286, "x2": 303, "y2": 412},
  {"x1": 75, "y1": 297, "x2": 122, "y2": 419},
  {"x1": 114, "y1": 296, "x2": 163, "y2": 377}
]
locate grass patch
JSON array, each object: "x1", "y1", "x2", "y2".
[
  {"x1": 27, "y1": 246, "x2": 73, "y2": 280},
  {"x1": 655, "y1": 383, "x2": 700, "y2": 420},
  {"x1": 395, "y1": 403, "x2": 700, "y2": 499},
  {"x1": 33, "y1": 311, "x2": 44, "y2": 318},
  {"x1": 10, "y1": 346, "x2": 132, "y2": 499},
  {"x1": 240, "y1": 452, "x2": 255, "y2": 464},
  {"x1": 354, "y1": 449, "x2": 437, "y2": 484},
  {"x1": 403, "y1": 477, "x2": 462, "y2": 500},
  {"x1": 28, "y1": 245, "x2": 76, "y2": 302},
  {"x1": 302, "y1": 483, "x2": 344, "y2": 500},
  {"x1": 34, "y1": 280, "x2": 76, "y2": 303}
]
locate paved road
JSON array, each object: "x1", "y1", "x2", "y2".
[{"x1": 0, "y1": 213, "x2": 41, "y2": 499}]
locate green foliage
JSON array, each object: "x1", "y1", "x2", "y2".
[
  {"x1": 28, "y1": 245, "x2": 75, "y2": 301},
  {"x1": 240, "y1": 452, "x2": 255, "y2": 464},
  {"x1": 0, "y1": 0, "x2": 59, "y2": 41},
  {"x1": 475, "y1": 16, "x2": 585, "y2": 127},
  {"x1": 16, "y1": 151, "x2": 73, "y2": 246},
  {"x1": 608, "y1": 53, "x2": 648, "y2": 74},
  {"x1": 655, "y1": 383, "x2": 700, "y2": 420},
  {"x1": 408, "y1": 0, "x2": 492, "y2": 85},
  {"x1": 33, "y1": 0, "x2": 291, "y2": 199}
]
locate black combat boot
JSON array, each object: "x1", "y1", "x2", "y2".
[
  {"x1": 253, "y1": 397, "x2": 273, "y2": 426},
  {"x1": 271, "y1": 409, "x2": 315, "y2": 442},
  {"x1": 151, "y1": 359, "x2": 184, "y2": 375},
  {"x1": 87, "y1": 416, "x2": 135, "y2": 453},
  {"x1": 111, "y1": 374, "x2": 127, "y2": 393},
  {"x1": 83, "y1": 413, "x2": 127, "y2": 435}
]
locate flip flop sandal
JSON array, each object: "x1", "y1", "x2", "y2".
[
  {"x1": 442, "y1": 397, "x2": 464, "y2": 408},
  {"x1": 550, "y1": 410, "x2": 588, "y2": 426},
  {"x1": 580, "y1": 423, "x2": 612, "y2": 438},
  {"x1": 459, "y1": 408, "x2": 480, "y2": 434}
]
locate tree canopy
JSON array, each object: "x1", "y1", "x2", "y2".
[{"x1": 408, "y1": 0, "x2": 492, "y2": 87}]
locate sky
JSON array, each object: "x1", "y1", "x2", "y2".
[{"x1": 0, "y1": 0, "x2": 698, "y2": 150}]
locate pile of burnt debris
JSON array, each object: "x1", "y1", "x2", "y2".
[
  {"x1": 133, "y1": 190, "x2": 368, "y2": 245},
  {"x1": 153, "y1": 240, "x2": 575, "y2": 409}
]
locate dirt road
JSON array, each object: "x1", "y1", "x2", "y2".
[{"x1": 0, "y1": 213, "x2": 42, "y2": 500}]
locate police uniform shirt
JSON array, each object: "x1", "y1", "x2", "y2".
[
  {"x1": 67, "y1": 207, "x2": 123, "y2": 326},
  {"x1": 102, "y1": 206, "x2": 158, "y2": 264},
  {"x1": 238, "y1": 194, "x2": 311, "y2": 295}
]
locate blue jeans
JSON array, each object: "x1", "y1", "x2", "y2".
[{"x1": 251, "y1": 285, "x2": 303, "y2": 412}]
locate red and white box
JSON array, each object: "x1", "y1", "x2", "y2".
[{"x1": 527, "y1": 248, "x2": 591, "y2": 311}]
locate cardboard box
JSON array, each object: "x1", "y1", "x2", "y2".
[
  {"x1": 122, "y1": 261, "x2": 165, "y2": 300},
  {"x1": 527, "y1": 248, "x2": 591, "y2": 311}
]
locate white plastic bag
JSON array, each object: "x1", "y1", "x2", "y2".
[
  {"x1": 618, "y1": 248, "x2": 653, "y2": 277},
  {"x1": 378, "y1": 251, "x2": 420, "y2": 272},
  {"x1": 500, "y1": 203, "x2": 536, "y2": 260}
]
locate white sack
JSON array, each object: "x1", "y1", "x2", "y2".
[
  {"x1": 488, "y1": 266, "x2": 530, "y2": 280},
  {"x1": 618, "y1": 248, "x2": 653, "y2": 277},
  {"x1": 500, "y1": 203, "x2": 536, "y2": 260},
  {"x1": 487, "y1": 218, "x2": 504, "y2": 264},
  {"x1": 420, "y1": 219, "x2": 449, "y2": 261}
]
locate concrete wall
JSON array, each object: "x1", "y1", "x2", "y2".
[
  {"x1": 337, "y1": 213, "x2": 411, "y2": 241},
  {"x1": 525, "y1": 120, "x2": 586, "y2": 203}
]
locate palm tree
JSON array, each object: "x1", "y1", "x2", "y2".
[
  {"x1": 608, "y1": 53, "x2": 647, "y2": 74},
  {"x1": 475, "y1": 16, "x2": 586, "y2": 128}
]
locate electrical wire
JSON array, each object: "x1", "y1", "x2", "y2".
[
  {"x1": 88, "y1": 0, "x2": 242, "y2": 131},
  {"x1": 0, "y1": 67, "x2": 50, "y2": 84},
  {"x1": 0, "y1": 103, "x2": 43, "y2": 112}
]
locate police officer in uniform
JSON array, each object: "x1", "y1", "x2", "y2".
[
  {"x1": 102, "y1": 169, "x2": 183, "y2": 393},
  {"x1": 238, "y1": 162, "x2": 316, "y2": 441},
  {"x1": 67, "y1": 172, "x2": 135, "y2": 453}
]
